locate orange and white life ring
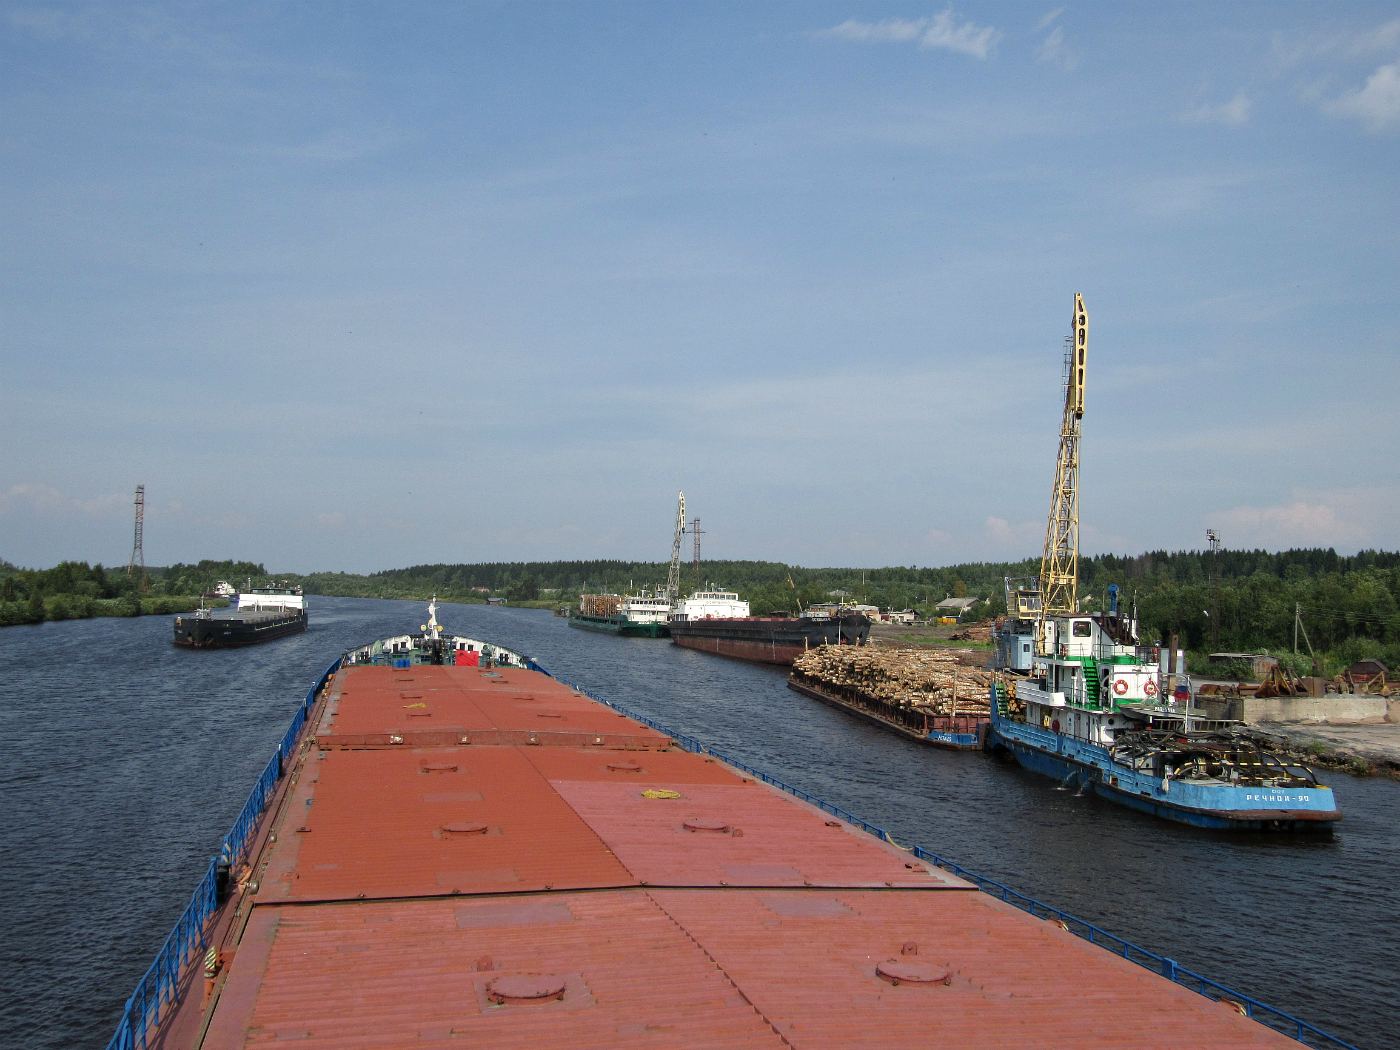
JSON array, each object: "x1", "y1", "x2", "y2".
[
  {"x1": 1144, "y1": 680, "x2": 1158, "y2": 697},
  {"x1": 1112, "y1": 679, "x2": 1128, "y2": 696}
]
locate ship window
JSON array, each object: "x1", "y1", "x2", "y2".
[{"x1": 1072, "y1": 621, "x2": 1091, "y2": 638}]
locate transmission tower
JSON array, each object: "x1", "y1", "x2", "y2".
[
  {"x1": 688, "y1": 518, "x2": 705, "y2": 578},
  {"x1": 127, "y1": 483, "x2": 149, "y2": 592}
]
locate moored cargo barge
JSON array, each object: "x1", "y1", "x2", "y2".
[
  {"x1": 108, "y1": 603, "x2": 1354, "y2": 1049},
  {"x1": 668, "y1": 588, "x2": 871, "y2": 666}
]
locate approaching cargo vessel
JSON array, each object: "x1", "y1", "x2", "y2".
[
  {"x1": 985, "y1": 295, "x2": 1340, "y2": 830},
  {"x1": 106, "y1": 600, "x2": 1352, "y2": 1049},
  {"x1": 567, "y1": 590, "x2": 671, "y2": 637},
  {"x1": 172, "y1": 585, "x2": 307, "y2": 648},
  {"x1": 667, "y1": 588, "x2": 871, "y2": 666}
]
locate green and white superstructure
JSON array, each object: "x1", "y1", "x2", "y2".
[{"x1": 566, "y1": 491, "x2": 688, "y2": 638}]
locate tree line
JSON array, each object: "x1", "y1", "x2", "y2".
[
  {"x1": 0, "y1": 558, "x2": 268, "y2": 625},
  {"x1": 6, "y1": 549, "x2": 1399, "y2": 676},
  {"x1": 293, "y1": 548, "x2": 1400, "y2": 673}
]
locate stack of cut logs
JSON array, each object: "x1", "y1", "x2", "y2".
[
  {"x1": 792, "y1": 646, "x2": 993, "y2": 715},
  {"x1": 949, "y1": 623, "x2": 993, "y2": 643},
  {"x1": 579, "y1": 593, "x2": 622, "y2": 616}
]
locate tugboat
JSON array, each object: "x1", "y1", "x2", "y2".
[
  {"x1": 985, "y1": 296, "x2": 1340, "y2": 830},
  {"x1": 172, "y1": 584, "x2": 307, "y2": 648}
]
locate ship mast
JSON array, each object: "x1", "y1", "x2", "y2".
[
  {"x1": 666, "y1": 490, "x2": 686, "y2": 603},
  {"x1": 1036, "y1": 293, "x2": 1088, "y2": 652}
]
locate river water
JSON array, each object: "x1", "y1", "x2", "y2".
[{"x1": 1, "y1": 596, "x2": 1395, "y2": 1049}]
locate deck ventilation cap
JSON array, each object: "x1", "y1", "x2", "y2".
[
  {"x1": 443, "y1": 822, "x2": 489, "y2": 835},
  {"x1": 875, "y1": 959, "x2": 951, "y2": 986},
  {"x1": 682, "y1": 818, "x2": 732, "y2": 833},
  {"x1": 486, "y1": 974, "x2": 566, "y2": 1004}
]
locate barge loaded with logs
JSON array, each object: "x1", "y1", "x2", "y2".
[
  {"x1": 106, "y1": 598, "x2": 1352, "y2": 1049},
  {"x1": 790, "y1": 646, "x2": 991, "y2": 748}
]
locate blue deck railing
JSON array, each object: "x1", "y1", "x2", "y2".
[
  {"x1": 557, "y1": 675, "x2": 1358, "y2": 1050},
  {"x1": 104, "y1": 659, "x2": 340, "y2": 1050}
]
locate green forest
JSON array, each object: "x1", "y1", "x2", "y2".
[
  {"x1": 295, "y1": 548, "x2": 1400, "y2": 675},
  {"x1": 5, "y1": 549, "x2": 1399, "y2": 677},
  {"x1": 0, "y1": 558, "x2": 268, "y2": 625}
]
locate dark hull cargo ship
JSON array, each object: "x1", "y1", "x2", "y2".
[
  {"x1": 104, "y1": 599, "x2": 1352, "y2": 1050},
  {"x1": 172, "y1": 585, "x2": 307, "y2": 648},
  {"x1": 664, "y1": 587, "x2": 871, "y2": 666},
  {"x1": 669, "y1": 611, "x2": 871, "y2": 665}
]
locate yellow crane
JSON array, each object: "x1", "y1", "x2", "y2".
[{"x1": 1036, "y1": 293, "x2": 1088, "y2": 653}]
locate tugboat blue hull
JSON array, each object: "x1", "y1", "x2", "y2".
[{"x1": 988, "y1": 718, "x2": 1341, "y2": 831}]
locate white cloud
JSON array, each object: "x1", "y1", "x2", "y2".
[
  {"x1": 0, "y1": 483, "x2": 128, "y2": 518},
  {"x1": 1182, "y1": 92, "x2": 1253, "y2": 126},
  {"x1": 820, "y1": 16, "x2": 926, "y2": 45},
  {"x1": 1326, "y1": 62, "x2": 1400, "y2": 132},
  {"x1": 1273, "y1": 17, "x2": 1400, "y2": 67},
  {"x1": 1036, "y1": 25, "x2": 1078, "y2": 71},
  {"x1": 1127, "y1": 170, "x2": 1255, "y2": 218},
  {"x1": 1214, "y1": 500, "x2": 1365, "y2": 549},
  {"x1": 5, "y1": 6, "x2": 93, "y2": 41},
  {"x1": 984, "y1": 515, "x2": 1043, "y2": 546},
  {"x1": 1036, "y1": 8, "x2": 1065, "y2": 32},
  {"x1": 817, "y1": 9, "x2": 1002, "y2": 60}
]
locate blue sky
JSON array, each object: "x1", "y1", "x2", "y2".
[{"x1": 3, "y1": 2, "x2": 1398, "y2": 573}]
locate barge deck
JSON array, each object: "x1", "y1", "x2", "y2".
[{"x1": 108, "y1": 626, "x2": 1353, "y2": 1049}]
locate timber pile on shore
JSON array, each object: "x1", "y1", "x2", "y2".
[{"x1": 792, "y1": 646, "x2": 993, "y2": 715}]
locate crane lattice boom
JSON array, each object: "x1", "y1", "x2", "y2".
[
  {"x1": 1038, "y1": 293, "x2": 1088, "y2": 630},
  {"x1": 666, "y1": 491, "x2": 686, "y2": 603}
]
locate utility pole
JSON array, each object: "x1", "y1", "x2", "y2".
[
  {"x1": 1206, "y1": 528, "x2": 1221, "y2": 650},
  {"x1": 127, "y1": 484, "x2": 149, "y2": 593}
]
